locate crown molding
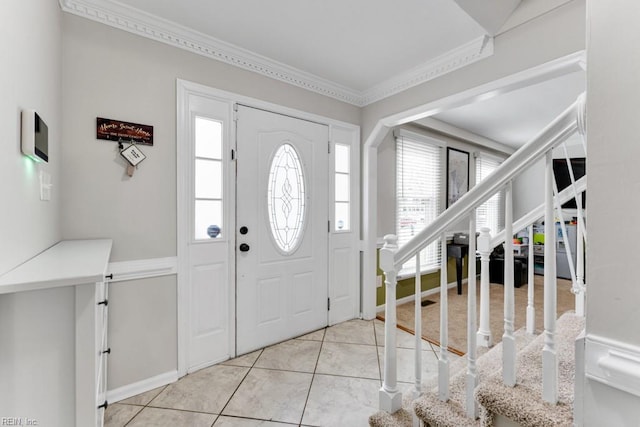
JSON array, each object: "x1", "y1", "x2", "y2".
[
  {"x1": 59, "y1": 0, "x2": 494, "y2": 107},
  {"x1": 360, "y1": 36, "x2": 494, "y2": 106}
]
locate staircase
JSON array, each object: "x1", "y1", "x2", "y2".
[{"x1": 370, "y1": 94, "x2": 587, "y2": 427}]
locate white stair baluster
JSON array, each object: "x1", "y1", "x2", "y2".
[
  {"x1": 503, "y1": 181, "x2": 516, "y2": 387},
  {"x1": 438, "y1": 232, "x2": 449, "y2": 402},
  {"x1": 379, "y1": 235, "x2": 402, "y2": 413},
  {"x1": 552, "y1": 178, "x2": 579, "y2": 304},
  {"x1": 477, "y1": 227, "x2": 493, "y2": 348},
  {"x1": 466, "y1": 211, "x2": 478, "y2": 419},
  {"x1": 413, "y1": 251, "x2": 423, "y2": 427},
  {"x1": 526, "y1": 224, "x2": 536, "y2": 334},
  {"x1": 543, "y1": 151, "x2": 558, "y2": 404},
  {"x1": 414, "y1": 251, "x2": 422, "y2": 398},
  {"x1": 562, "y1": 143, "x2": 587, "y2": 240}
]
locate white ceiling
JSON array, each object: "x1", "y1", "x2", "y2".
[
  {"x1": 113, "y1": 0, "x2": 487, "y2": 92},
  {"x1": 61, "y1": 0, "x2": 525, "y2": 105},
  {"x1": 61, "y1": 0, "x2": 582, "y2": 149},
  {"x1": 430, "y1": 70, "x2": 586, "y2": 149}
]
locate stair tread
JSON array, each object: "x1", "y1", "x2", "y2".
[
  {"x1": 370, "y1": 312, "x2": 584, "y2": 427},
  {"x1": 475, "y1": 311, "x2": 584, "y2": 427},
  {"x1": 413, "y1": 328, "x2": 536, "y2": 427}
]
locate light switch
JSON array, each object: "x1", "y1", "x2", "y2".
[
  {"x1": 39, "y1": 170, "x2": 52, "y2": 201},
  {"x1": 376, "y1": 275, "x2": 383, "y2": 288}
]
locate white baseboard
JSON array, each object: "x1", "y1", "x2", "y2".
[
  {"x1": 107, "y1": 370, "x2": 179, "y2": 403},
  {"x1": 376, "y1": 280, "x2": 461, "y2": 313},
  {"x1": 107, "y1": 257, "x2": 177, "y2": 282}
]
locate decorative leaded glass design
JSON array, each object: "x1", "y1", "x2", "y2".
[{"x1": 267, "y1": 143, "x2": 306, "y2": 253}]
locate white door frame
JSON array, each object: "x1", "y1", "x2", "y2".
[
  {"x1": 177, "y1": 79, "x2": 360, "y2": 376},
  {"x1": 361, "y1": 51, "x2": 586, "y2": 319}
]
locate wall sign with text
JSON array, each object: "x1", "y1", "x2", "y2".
[{"x1": 97, "y1": 117, "x2": 154, "y2": 146}]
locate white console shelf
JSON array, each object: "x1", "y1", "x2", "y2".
[
  {"x1": 0, "y1": 239, "x2": 113, "y2": 427},
  {"x1": 0, "y1": 239, "x2": 112, "y2": 294}
]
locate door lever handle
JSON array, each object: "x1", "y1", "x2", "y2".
[{"x1": 239, "y1": 243, "x2": 250, "y2": 252}]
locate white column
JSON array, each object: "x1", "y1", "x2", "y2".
[
  {"x1": 526, "y1": 225, "x2": 536, "y2": 334},
  {"x1": 477, "y1": 227, "x2": 493, "y2": 348},
  {"x1": 379, "y1": 235, "x2": 402, "y2": 413},
  {"x1": 503, "y1": 181, "x2": 516, "y2": 387},
  {"x1": 466, "y1": 212, "x2": 478, "y2": 419},
  {"x1": 575, "y1": 213, "x2": 585, "y2": 316},
  {"x1": 543, "y1": 151, "x2": 558, "y2": 404},
  {"x1": 438, "y1": 232, "x2": 449, "y2": 402}
]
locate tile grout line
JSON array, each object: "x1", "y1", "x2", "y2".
[
  {"x1": 216, "y1": 348, "x2": 265, "y2": 421},
  {"x1": 297, "y1": 327, "x2": 327, "y2": 427},
  {"x1": 122, "y1": 384, "x2": 167, "y2": 426}
]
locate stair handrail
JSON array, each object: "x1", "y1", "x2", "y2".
[
  {"x1": 393, "y1": 94, "x2": 585, "y2": 270},
  {"x1": 378, "y1": 93, "x2": 586, "y2": 415}
]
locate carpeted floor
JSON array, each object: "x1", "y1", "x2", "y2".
[{"x1": 381, "y1": 275, "x2": 574, "y2": 355}]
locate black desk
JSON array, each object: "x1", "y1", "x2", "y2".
[{"x1": 447, "y1": 243, "x2": 469, "y2": 295}]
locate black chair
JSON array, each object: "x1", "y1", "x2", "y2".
[{"x1": 489, "y1": 244, "x2": 527, "y2": 287}]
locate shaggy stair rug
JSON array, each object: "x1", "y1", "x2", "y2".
[
  {"x1": 370, "y1": 313, "x2": 582, "y2": 427},
  {"x1": 474, "y1": 312, "x2": 584, "y2": 427}
]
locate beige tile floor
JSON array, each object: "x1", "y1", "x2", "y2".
[{"x1": 105, "y1": 319, "x2": 449, "y2": 427}]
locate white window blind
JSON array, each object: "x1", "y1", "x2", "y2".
[
  {"x1": 475, "y1": 154, "x2": 504, "y2": 235},
  {"x1": 396, "y1": 135, "x2": 442, "y2": 272}
]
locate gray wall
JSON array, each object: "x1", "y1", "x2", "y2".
[
  {"x1": 60, "y1": 13, "x2": 360, "y2": 391},
  {"x1": 0, "y1": 2, "x2": 74, "y2": 426},
  {"x1": 584, "y1": 0, "x2": 640, "y2": 423},
  {"x1": 107, "y1": 276, "x2": 177, "y2": 389},
  {"x1": 0, "y1": 0, "x2": 62, "y2": 275}
]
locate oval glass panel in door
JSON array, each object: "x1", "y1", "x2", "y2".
[{"x1": 267, "y1": 143, "x2": 306, "y2": 254}]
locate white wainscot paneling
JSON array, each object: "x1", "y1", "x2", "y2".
[{"x1": 586, "y1": 335, "x2": 640, "y2": 398}]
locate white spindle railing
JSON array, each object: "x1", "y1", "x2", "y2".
[
  {"x1": 466, "y1": 211, "x2": 478, "y2": 418},
  {"x1": 378, "y1": 94, "x2": 587, "y2": 419},
  {"x1": 438, "y1": 233, "x2": 449, "y2": 402},
  {"x1": 413, "y1": 252, "x2": 422, "y2": 427},
  {"x1": 477, "y1": 228, "x2": 493, "y2": 348},
  {"x1": 503, "y1": 181, "x2": 516, "y2": 387},
  {"x1": 526, "y1": 224, "x2": 536, "y2": 334},
  {"x1": 543, "y1": 151, "x2": 559, "y2": 404}
]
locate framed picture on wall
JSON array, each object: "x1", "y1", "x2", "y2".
[{"x1": 446, "y1": 147, "x2": 469, "y2": 208}]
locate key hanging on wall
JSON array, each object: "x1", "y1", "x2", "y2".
[{"x1": 118, "y1": 139, "x2": 146, "y2": 177}]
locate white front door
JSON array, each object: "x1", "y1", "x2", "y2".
[{"x1": 236, "y1": 106, "x2": 329, "y2": 355}]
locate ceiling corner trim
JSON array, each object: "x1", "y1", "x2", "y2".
[
  {"x1": 360, "y1": 35, "x2": 494, "y2": 106},
  {"x1": 59, "y1": 0, "x2": 364, "y2": 105},
  {"x1": 59, "y1": 0, "x2": 494, "y2": 107}
]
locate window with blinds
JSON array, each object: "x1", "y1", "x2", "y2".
[
  {"x1": 396, "y1": 134, "x2": 442, "y2": 272},
  {"x1": 476, "y1": 154, "x2": 504, "y2": 235}
]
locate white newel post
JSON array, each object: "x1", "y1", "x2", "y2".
[
  {"x1": 477, "y1": 227, "x2": 493, "y2": 348},
  {"x1": 543, "y1": 151, "x2": 558, "y2": 404},
  {"x1": 379, "y1": 234, "x2": 402, "y2": 413},
  {"x1": 526, "y1": 224, "x2": 536, "y2": 334},
  {"x1": 466, "y1": 212, "x2": 478, "y2": 419}
]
